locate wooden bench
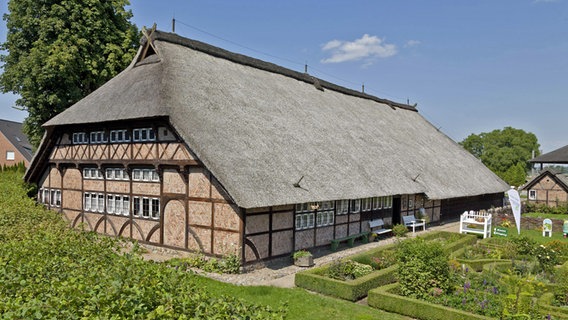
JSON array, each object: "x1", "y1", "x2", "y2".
[
  {"x1": 369, "y1": 219, "x2": 392, "y2": 238},
  {"x1": 330, "y1": 232, "x2": 369, "y2": 251},
  {"x1": 403, "y1": 215, "x2": 426, "y2": 234}
]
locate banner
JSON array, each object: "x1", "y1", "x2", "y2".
[{"x1": 507, "y1": 188, "x2": 521, "y2": 235}]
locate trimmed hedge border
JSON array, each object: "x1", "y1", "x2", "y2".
[
  {"x1": 295, "y1": 232, "x2": 476, "y2": 301},
  {"x1": 294, "y1": 263, "x2": 397, "y2": 301},
  {"x1": 368, "y1": 283, "x2": 493, "y2": 320}
]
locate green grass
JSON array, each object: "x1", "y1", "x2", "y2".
[
  {"x1": 495, "y1": 226, "x2": 567, "y2": 244},
  {"x1": 190, "y1": 276, "x2": 409, "y2": 320},
  {"x1": 524, "y1": 211, "x2": 568, "y2": 220}
]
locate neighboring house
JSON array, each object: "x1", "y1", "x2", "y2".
[
  {"x1": 529, "y1": 144, "x2": 568, "y2": 171},
  {"x1": 522, "y1": 169, "x2": 568, "y2": 207},
  {"x1": 0, "y1": 119, "x2": 33, "y2": 167},
  {"x1": 24, "y1": 30, "x2": 509, "y2": 264}
]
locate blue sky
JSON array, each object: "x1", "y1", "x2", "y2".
[{"x1": 1, "y1": 0, "x2": 567, "y2": 152}]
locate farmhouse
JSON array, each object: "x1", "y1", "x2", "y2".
[
  {"x1": 0, "y1": 119, "x2": 33, "y2": 167},
  {"x1": 25, "y1": 30, "x2": 508, "y2": 263},
  {"x1": 522, "y1": 169, "x2": 568, "y2": 207}
]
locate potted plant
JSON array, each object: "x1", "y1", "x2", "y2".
[{"x1": 292, "y1": 250, "x2": 314, "y2": 267}]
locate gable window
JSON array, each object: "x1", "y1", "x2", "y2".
[
  {"x1": 110, "y1": 129, "x2": 130, "y2": 143},
  {"x1": 90, "y1": 131, "x2": 107, "y2": 144},
  {"x1": 528, "y1": 190, "x2": 537, "y2": 200},
  {"x1": 131, "y1": 168, "x2": 159, "y2": 182},
  {"x1": 105, "y1": 168, "x2": 128, "y2": 180},
  {"x1": 73, "y1": 132, "x2": 88, "y2": 144},
  {"x1": 132, "y1": 128, "x2": 156, "y2": 142},
  {"x1": 6, "y1": 151, "x2": 15, "y2": 160}
]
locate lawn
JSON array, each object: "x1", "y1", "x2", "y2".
[
  {"x1": 523, "y1": 211, "x2": 568, "y2": 221},
  {"x1": 0, "y1": 168, "x2": 407, "y2": 319}
]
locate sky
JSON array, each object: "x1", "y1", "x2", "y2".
[{"x1": 0, "y1": 0, "x2": 567, "y2": 153}]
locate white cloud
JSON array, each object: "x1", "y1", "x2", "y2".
[
  {"x1": 321, "y1": 34, "x2": 397, "y2": 64},
  {"x1": 404, "y1": 40, "x2": 421, "y2": 48}
]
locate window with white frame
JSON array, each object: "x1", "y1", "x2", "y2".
[
  {"x1": 132, "y1": 128, "x2": 156, "y2": 142},
  {"x1": 321, "y1": 201, "x2": 334, "y2": 211},
  {"x1": 72, "y1": 132, "x2": 88, "y2": 144},
  {"x1": 350, "y1": 199, "x2": 361, "y2": 213},
  {"x1": 316, "y1": 210, "x2": 334, "y2": 227},
  {"x1": 109, "y1": 129, "x2": 130, "y2": 143},
  {"x1": 295, "y1": 203, "x2": 309, "y2": 213},
  {"x1": 133, "y1": 196, "x2": 160, "y2": 219},
  {"x1": 337, "y1": 200, "x2": 349, "y2": 215},
  {"x1": 131, "y1": 168, "x2": 159, "y2": 182},
  {"x1": 105, "y1": 168, "x2": 129, "y2": 180},
  {"x1": 361, "y1": 198, "x2": 372, "y2": 212},
  {"x1": 6, "y1": 151, "x2": 15, "y2": 160},
  {"x1": 83, "y1": 168, "x2": 103, "y2": 179},
  {"x1": 50, "y1": 189, "x2": 61, "y2": 207},
  {"x1": 528, "y1": 190, "x2": 537, "y2": 200},
  {"x1": 106, "y1": 194, "x2": 130, "y2": 216},
  {"x1": 384, "y1": 196, "x2": 393, "y2": 209},
  {"x1": 90, "y1": 131, "x2": 107, "y2": 144},
  {"x1": 83, "y1": 192, "x2": 105, "y2": 212},
  {"x1": 373, "y1": 197, "x2": 382, "y2": 210},
  {"x1": 295, "y1": 212, "x2": 315, "y2": 230}
]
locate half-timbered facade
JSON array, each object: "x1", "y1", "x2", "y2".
[
  {"x1": 522, "y1": 169, "x2": 568, "y2": 207},
  {"x1": 25, "y1": 29, "x2": 508, "y2": 264}
]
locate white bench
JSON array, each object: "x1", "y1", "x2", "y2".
[
  {"x1": 402, "y1": 215, "x2": 426, "y2": 234},
  {"x1": 459, "y1": 210, "x2": 492, "y2": 239},
  {"x1": 369, "y1": 219, "x2": 392, "y2": 238}
]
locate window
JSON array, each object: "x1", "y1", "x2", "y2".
[
  {"x1": 133, "y1": 197, "x2": 141, "y2": 216},
  {"x1": 83, "y1": 168, "x2": 103, "y2": 179},
  {"x1": 321, "y1": 201, "x2": 334, "y2": 211},
  {"x1": 122, "y1": 196, "x2": 130, "y2": 215},
  {"x1": 316, "y1": 211, "x2": 334, "y2": 227},
  {"x1": 84, "y1": 193, "x2": 91, "y2": 211},
  {"x1": 528, "y1": 190, "x2": 537, "y2": 200},
  {"x1": 362, "y1": 198, "x2": 372, "y2": 212},
  {"x1": 151, "y1": 199, "x2": 160, "y2": 219},
  {"x1": 132, "y1": 128, "x2": 156, "y2": 142},
  {"x1": 98, "y1": 194, "x2": 104, "y2": 213},
  {"x1": 373, "y1": 197, "x2": 382, "y2": 210},
  {"x1": 337, "y1": 200, "x2": 349, "y2": 215},
  {"x1": 107, "y1": 195, "x2": 115, "y2": 213},
  {"x1": 105, "y1": 168, "x2": 128, "y2": 180},
  {"x1": 131, "y1": 168, "x2": 159, "y2": 182},
  {"x1": 295, "y1": 203, "x2": 309, "y2": 213},
  {"x1": 109, "y1": 129, "x2": 130, "y2": 143},
  {"x1": 90, "y1": 131, "x2": 107, "y2": 144},
  {"x1": 6, "y1": 151, "x2": 15, "y2": 160},
  {"x1": 350, "y1": 199, "x2": 361, "y2": 213},
  {"x1": 295, "y1": 212, "x2": 315, "y2": 230},
  {"x1": 73, "y1": 132, "x2": 88, "y2": 144}
]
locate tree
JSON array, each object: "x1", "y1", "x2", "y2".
[
  {"x1": 1, "y1": 0, "x2": 139, "y2": 147},
  {"x1": 460, "y1": 127, "x2": 540, "y2": 186}
]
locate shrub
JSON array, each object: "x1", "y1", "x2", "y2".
[
  {"x1": 392, "y1": 224, "x2": 408, "y2": 237},
  {"x1": 326, "y1": 260, "x2": 373, "y2": 281},
  {"x1": 396, "y1": 238, "x2": 450, "y2": 299},
  {"x1": 292, "y1": 249, "x2": 312, "y2": 260},
  {"x1": 510, "y1": 235, "x2": 537, "y2": 256}
]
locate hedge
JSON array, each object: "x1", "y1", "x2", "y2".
[
  {"x1": 294, "y1": 263, "x2": 397, "y2": 301},
  {"x1": 368, "y1": 283, "x2": 493, "y2": 320},
  {"x1": 538, "y1": 293, "x2": 568, "y2": 319},
  {"x1": 295, "y1": 232, "x2": 476, "y2": 301}
]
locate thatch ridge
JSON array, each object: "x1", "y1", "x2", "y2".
[{"x1": 150, "y1": 30, "x2": 417, "y2": 112}]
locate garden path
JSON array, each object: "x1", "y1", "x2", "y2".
[{"x1": 141, "y1": 221, "x2": 461, "y2": 288}]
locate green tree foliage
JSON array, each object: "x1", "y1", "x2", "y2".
[
  {"x1": 0, "y1": 0, "x2": 140, "y2": 147},
  {"x1": 460, "y1": 127, "x2": 540, "y2": 186}
]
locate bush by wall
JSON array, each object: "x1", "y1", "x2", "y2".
[{"x1": 368, "y1": 283, "x2": 493, "y2": 320}]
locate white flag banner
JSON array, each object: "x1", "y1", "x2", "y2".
[{"x1": 507, "y1": 188, "x2": 522, "y2": 235}]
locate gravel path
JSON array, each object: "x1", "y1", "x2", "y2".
[{"x1": 141, "y1": 222, "x2": 461, "y2": 288}]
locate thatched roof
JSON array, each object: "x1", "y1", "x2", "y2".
[
  {"x1": 29, "y1": 30, "x2": 508, "y2": 208},
  {"x1": 529, "y1": 145, "x2": 568, "y2": 164}
]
